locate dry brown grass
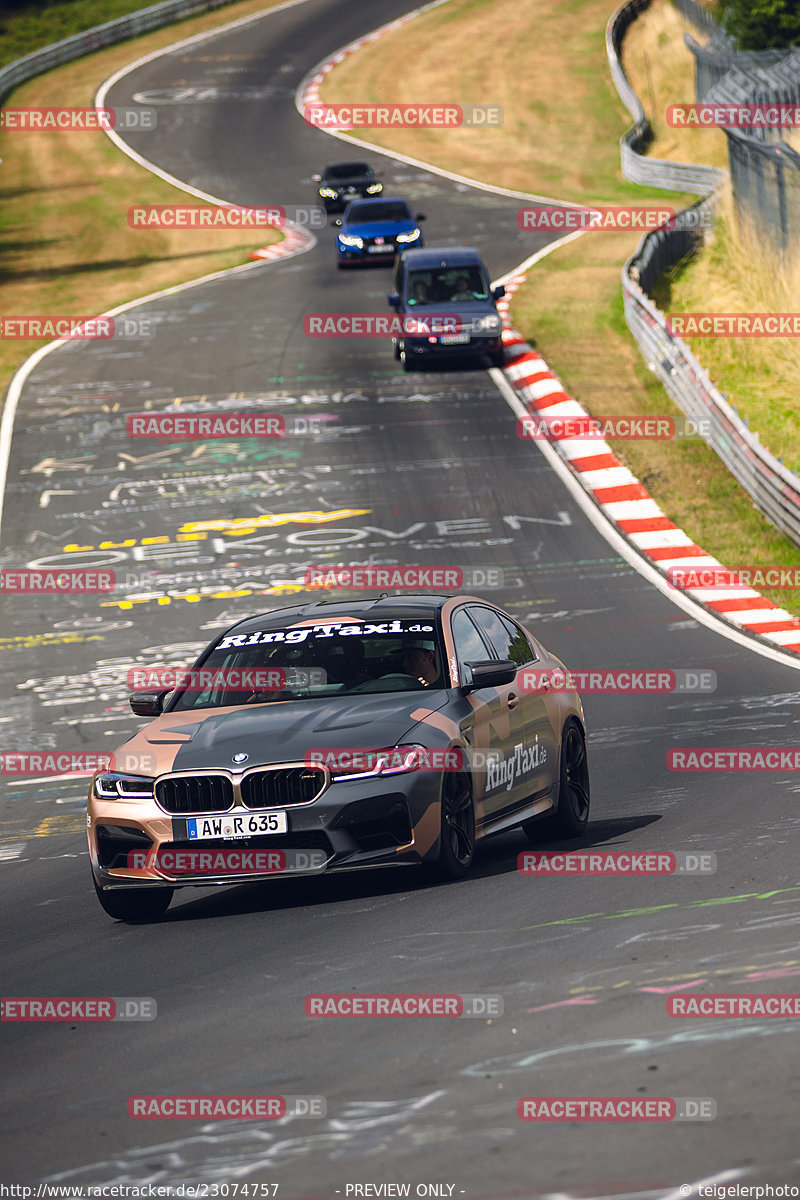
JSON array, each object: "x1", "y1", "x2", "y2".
[
  {"x1": 622, "y1": 0, "x2": 728, "y2": 170},
  {"x1": 319, "y1": 0, "x2": 671, "y2": 203},
  {"x1": 0, "y1": 0, "x2": 286, "y2": 393}
]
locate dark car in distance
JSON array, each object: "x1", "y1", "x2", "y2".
[{"x1": 313, "y1": 161, "x2": 383, "y2": 213}]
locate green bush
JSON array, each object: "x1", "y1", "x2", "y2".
[{"x1": 716, "y1": 0, "x2": 800, "y2": 50}]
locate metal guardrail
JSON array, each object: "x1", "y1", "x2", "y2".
[
  {"x1": 0, "y1": 0, "x2": 237, "y2": 105},
  {"x1": 622, "y1": 226, "x2": 800, "y2": 547},
  {"x1": 611, "y1": 6, "x2": 800, "y2": 548},
  {"x1": 607, "y1": 0, "x2": 726, "y2": 193}
]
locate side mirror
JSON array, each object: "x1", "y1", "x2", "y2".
[
  {"x1": 460, "y1": 659, "x2": 516, "y2": 692},
  {"x1": 129, "y1": 690, "x2": 168, "y2": 717},
  {"x1": 311, "y1": 173, "x2": 321, "y2": 183},
  {"x1": 415, "y1": 213, "x2": 426, "y2": 221},
  {"x1": 388, "y1": 291, "x2": 400, "y2": 308},
  {"x1": 492, "y1": 284, "x2": 506, "y2": 300},
  {"x1": 333, "y1": 217, "x2": 343, "y2": 227}
]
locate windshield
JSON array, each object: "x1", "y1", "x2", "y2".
[
  {"x1": 168, "y1": 618, "x2": 447, "y2": 709},
  {"x1": 406, "y1": 266, "x2": 489, "y2": 306},
  {"x1": 347, "y1": 202, "x2": 412, "y2": 224},
  {"x1": 324, "y1": 163, "x2": 371, "y2": 180}
]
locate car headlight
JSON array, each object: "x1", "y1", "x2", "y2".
[
  {"x1": 338, "y1": 234, "x2": 364, "y2": 249},
  {"x1": 473, "y1": 314, "x2": 502, "y2": 334},
  {"x1": 93, "y1": 772, "x2": 155, "y2": 801},
  {"x1": 318, "y1": 187, "x2": 338, "y2": 198},
  {"x1": 328, "y1": 745, "x2": 430, "y2": 781},
  {"x1": 396, "y1": 229, "x2": 421, "y2": 243},
  {"x1": 366, "y1": 183, "x2": 383, "y2": 194}
]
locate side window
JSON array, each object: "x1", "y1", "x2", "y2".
[
  {"x1": 451, "y1": 608, "x2": 492, "y2": 670},
  {"x1": 471, "y1": 608, "x2": 534, "y2": 667}
]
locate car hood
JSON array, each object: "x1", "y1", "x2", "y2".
[
  {"x1": 343, "y1": 219, "x2": 417, "y2": 238},
  {"x1": 409, "y1": 300, "x2": 498, "y2": 318},
  {"x1": 118, "y1": 691, "x2": 451, "y2": 775}
]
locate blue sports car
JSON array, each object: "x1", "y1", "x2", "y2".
[{"x1": 335, "y1": 197, "x2": 425, "y2": 267}]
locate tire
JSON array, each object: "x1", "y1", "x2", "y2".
[
  {"x1": 92, "y1": 873, "x2": 173, "y2": 922},
  {"x1": 490, "y1": 349, "x2": 505, "y2": 368},
  {"x1": 522, "y1": 719, "x2": 590, "y2": 841},
  {"x1": 393, "y1": 339, "x2": 401, "y2": 361},
  {"x1": 429, "y1": 770, "x2": 475, "y2": 880}
]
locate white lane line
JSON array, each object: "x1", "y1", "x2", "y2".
[{"x1": 0, "y1": 844, "x2": 27, "y2": 861}]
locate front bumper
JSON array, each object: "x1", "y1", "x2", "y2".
[
  {"x1": 88, "y1": 769, "x2": 442, "y2": 891},
  {"x1": 400, "y1": 333, "x2": 504, "y2": 359}
]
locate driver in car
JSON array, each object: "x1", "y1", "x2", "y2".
[
  {"x1": 402, "y1": 638, "x2": 443, "y2": 687},
  {"x1": 449, "y1": 276, "x2": 479, "y2": 301}
]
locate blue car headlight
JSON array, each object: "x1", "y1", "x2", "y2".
[
  {"x1": 473, "y1": 314, "x2": 502, "y2": 334},
  {"x1": 396, "y1": 229, "x2": 421, "y2": 244},
  {"x1": 338, "y1": 234, "x2": 364, "y2": 249}
]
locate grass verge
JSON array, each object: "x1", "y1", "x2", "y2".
[
  {"x1": 319, "y1": 0, "x2": 800, "y2": 615},
  {"x1": 0, "y1": 0, "x2": 286, "y2": 397}
]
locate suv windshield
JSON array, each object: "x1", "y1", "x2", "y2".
[
  {"x1": 406, "y1": 266, "x2": 489, "y2": 305},
  {"x1": 347, "y1": 201, "x2": 411, "y2": 224},
  {"x1": 168, "y1": 617, "x2": 447, "y2": 709}
]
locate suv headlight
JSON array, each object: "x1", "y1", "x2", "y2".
[
  {"x1": 473, "y1": 314, "x2": 502, "y2": 334},
  {"x1": 93, "y1": 773, "x2": 155, "y2": 801},
  {"x1": 318, "y1": 186, "x2": 338, "y2": 198},
  {"x1": 366, "y1": 183, "x2": 383, "y2": 194},
  {"x1": 338, "y1": 234, "x2": 364, "y2": 248},
  {"x1": 396, "y1": 229, "x2": 421, "y2": 243}
]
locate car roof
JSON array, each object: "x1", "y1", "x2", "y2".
[
  {"x1": 323, "y1": 161, "x2": 371, "y2": 173},
  {"x1": 398, "y1": 246, "x2": 486, "y2": 268},
  {"x1": 218, "y1": 594, "x2": 453, "y2": 637}
]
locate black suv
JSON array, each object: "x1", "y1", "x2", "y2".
[{"x1": 388, "y1": 246, "x2": 506, "y2": 371}]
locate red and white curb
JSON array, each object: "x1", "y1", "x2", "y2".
[
  {"x1": 496, "y1": 279, "x2": 800, "y2": 656},
  {"x1": 248, "y1": 223, "x2": 314, "y2": 262}
]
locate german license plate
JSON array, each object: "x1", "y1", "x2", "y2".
[
  {"x1": 368, "y1": 244, "x2": 394, "y2": 253},
  {"x1": 187, "y1": 812, "x2": 288, "y2": 839},
  {"x1": 441, "y1": 332, "x2": 470, "y2": 344}
]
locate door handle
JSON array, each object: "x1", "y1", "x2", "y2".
[{"x1": 507, "y1": 692, "x2": 519, "y2": 710}]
